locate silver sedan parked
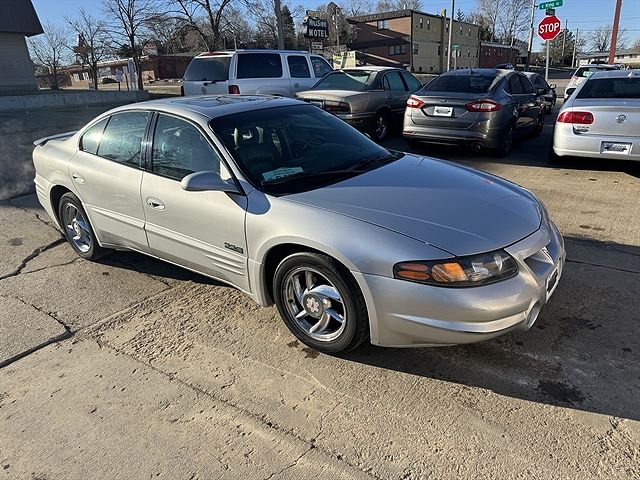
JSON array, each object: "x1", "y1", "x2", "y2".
[
  {"x1": 33, "y1": 96, "x2": 564, "y2": 353},
  {"x1": 551, "y1": 69, "x2": 640, "y2": 163},
  {"x1": 296, "y1": 67, "x2": 423, "y2": 141},
  {"x1": 403, "y1": 69, "x2": 546, "y2": 156}
]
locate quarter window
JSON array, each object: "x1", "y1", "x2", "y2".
[
  {"x1": 151, "y1": 114, "x2": 229, "y2": 181},
  {"x1": 400, "y1": 71, "x2": 422, "y2": 92},
  {"x1": 287, "y1": 55, "x2": 311, "y2": 78},
  {"x1": 97, "y1": 111, "x2": 150, "y2": 167},
  {"x1": 507, "y1": 75, "x2": 523, "y2": 94},
  {"x1": 80, "y1": 117, "x2": 108, "y2": 155},
  {"x1": 237, "y1": 53, "x2": 282, "y2": 79}
]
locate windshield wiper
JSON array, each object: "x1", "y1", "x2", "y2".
[
  {"x1": 346, "y1": 151, "x2": 403, "y2": 171},
  {"x1": 261, "y1": 169, "x2": 357, "y2": 186}
]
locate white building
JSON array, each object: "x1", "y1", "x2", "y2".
[{"x1": 577, "y1": 49, "x2": 640, "y2": 68}]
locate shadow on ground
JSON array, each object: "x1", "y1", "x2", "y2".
[{"x1": 342, "y1": 236, "x2": 640, "y2": 421}]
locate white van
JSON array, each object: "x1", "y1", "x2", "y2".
[{"x1": 182, "y1": 49, "x2": 333, "y2": 97}]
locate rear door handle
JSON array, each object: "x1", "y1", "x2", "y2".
[
  {"x1": 71, "y1": 172, "x2": 85, "y2": 184},
  {"x1": 146, "y1": 197, "x2": 165, "y2": 210}
]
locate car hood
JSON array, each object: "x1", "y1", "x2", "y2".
[{"x1": 285, "y1": 155, "x2": 542, "y2": 256}]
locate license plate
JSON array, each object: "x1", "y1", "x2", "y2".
[
  {"x1": 546, "y1": 264, "x2": 560, "y2": 301},
  {"x1": 433, "y1": 106, "x2": 453, "y2": 117},
  {"x1": 601, "y1": 142, "x2": 631, "y2": 155}
]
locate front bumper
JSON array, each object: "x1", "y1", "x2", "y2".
[
  {"x1": 553, "y1": 124, "x2": 640, "y2": 161},
  {"x1": 357, "y1": 220, "x2": 565, "y2": 347}
]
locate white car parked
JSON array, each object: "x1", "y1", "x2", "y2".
[
  {"x1": 182, "y1": 49, "x2": 333, "y2": 97},
  {"x1": 551, "y1": 69, "x2": 640, "y2": 163},
  {"x1": 563, "y1": 64, "x2": 619, "y2": 100}
]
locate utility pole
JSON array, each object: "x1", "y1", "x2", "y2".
[
  {"x1": 572, "y1": 28, "x2": 579, "y2": 67},
  {"x1": 333, "y1": 4, "x2": 340, "y2": 51},
  {"x1": 446, "y1": 0, "x2": 454, "y2": 71},
  {"x1": 608, "y1": 0, "x2": 622, "y2": 64},
  {"x1": 274, "y1": 0, "x2": 285, "y2": 50},
  {"x1": 560, "y1": 19, "x2": 567, "y2": 69},
  {"x1": 525, "y1": 0, "x2": 536, "y2": 71}
]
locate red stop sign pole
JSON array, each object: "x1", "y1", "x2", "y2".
[{"x1": 538, "y1": 15, "x2": 562, "y2": 81}]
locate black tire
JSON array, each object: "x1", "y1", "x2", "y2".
[
  {"x1": 533, "y1": 114, "x2": 544, "y2": 137},
  {"x1": 58, "y1": 192, "x2": 106, "y2": 260},
  {"x1": 370, "y1": 111, "x2": 390, "y2": 142},
  {"x1": 494, "y1": 125, "x2": 514, "y2": 157},
  {"x1": 273, "y1": 252, "x2": 369, "y2": 354}
]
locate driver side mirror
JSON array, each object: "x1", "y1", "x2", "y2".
[
  {"x1": 565, "y1": 87, "x2": 576, "y2": 97},
  {"x1": 549, "y1": 83, "x2": 556, "y2": 89},
  {"x1": 181, "y1": 170, "x2": 241, "y2": 194},
  {"x1": 536, "y1": 87, "x2": 548, "y2": 96}
]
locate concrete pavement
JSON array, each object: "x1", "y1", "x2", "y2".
[{"x1": 0, "y1": 100, "x2": 639, "y2": 479}]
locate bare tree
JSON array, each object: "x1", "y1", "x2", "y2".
[
  {"x1": 496, "y1": 0, "x2": 529, "y2": 45},
  {"x1": 477, "y1": 0, "x2": 500, "y2": 41},
  {"x1": 589, "y1": 24, "x2": 628, "y2": 52},
  {"x1": 341, "y1": 0, "x2": 374, "y2": 17},
  {"x1": 67, "y1": 9, "x2": 109, "y2": 90},
  {"x1": 631, "y1": 37, "x2": 640, "y2": 52},
  {"x1": 28, "y1": 23, "x2": 71, "y2": 90},
  {"x1": 168, "y1": 0, "x2": 234, "y2": 50},
  {"x1": 103, "y1": 0, "x2": 157, "y2": 90}
]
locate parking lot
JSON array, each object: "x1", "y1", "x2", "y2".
[{"x1": 1, "y1": 90, "x2": 639, "y2": 479}]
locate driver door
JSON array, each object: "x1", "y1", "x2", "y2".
[{"x1": 140, "y1": 113, "x2": 249, "y2": 290}]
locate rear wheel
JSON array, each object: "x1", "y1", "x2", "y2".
[
  {"x1": 494, "y1": 125, "x2": 514, "y2": 157},
  {"x1": 370, "y1": 111, "x2": 390, "y2": 142},
  {"x1": 533, "y1": 114, "x2": 544, "y2": 137},
  {"x1": 273, "y1": 252, "x2": 369, "y2": 353},
  {"x1": 58, "y1": 192, "x2": 105, "y2": 260}
]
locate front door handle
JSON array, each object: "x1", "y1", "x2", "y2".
[
  {"x1": 71, "y1": 172, "x2": 85, "y2": 184},
  {"x1": 146, "y1": 197, "x2": 165, "y2": 210}
]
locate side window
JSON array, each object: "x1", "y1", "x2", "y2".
[
  {"x1": 237, "y1": 53, "x2": 283, "y2": 79},
  {"x1": 287, "y1": 56, "x2": 311, "y2": 78},
  {"x1": 311, "y1": 56, "x2": 332, "y2": 77},
  {"x1": 401, "y1": 71, "x2": 422, "y2": 92},
  {"x1": 533, "y1": 75, "x2": 547, "y2": 89},
  {"x1": 384, "y1": 71, "x2": 406, "y2": 91},
  {"x1": 80, "y1": 117, "x2": 108, "y2": 155},
  {"x1": 97, "y1": 111, "x2": 150, "y2": 167},
  {"x1": 151, "y1": 114, "x2": 229, "y2": 181},
  {"x1": 518, "y1": 75, "x2": 535, "y2": 94},
  {"x1": 508, "y1": 75, "x2": 523, "y2": 95}
]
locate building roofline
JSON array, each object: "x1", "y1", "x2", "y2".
[{"x1": 347, "y1": 9, "x2": 480, "y2": 27}]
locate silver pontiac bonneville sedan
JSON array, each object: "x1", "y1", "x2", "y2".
[{"x1": 33, "y1": 96, "x2": 565, "y2": 353}]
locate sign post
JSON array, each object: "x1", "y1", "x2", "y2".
[{"x1": 538, "y1": 14, "x2": 562, "y2": 81}]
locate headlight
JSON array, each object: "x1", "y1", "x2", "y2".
[{"x1": 393, "y1": 250, "x2": 518, "y2": 287}]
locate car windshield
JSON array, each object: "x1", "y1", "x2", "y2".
[
  {"x1": 210, "y1": 104, "x2": 400, "y2": 195},
  {"x1": 184, "y1": 56, "x2": 231, "y2": 82},
  {"x1": 313, "y1": 71, "x2": 372, "y2": 91},
  {"x1": 576, "y1": 77, "x2": 640, "y2": 99},
  {"x1": 575, "y1": 66, "x2": 616, "y2": 78},
  {"x1": 421, "y1": 73, "x2": 499, "y2": 93}
]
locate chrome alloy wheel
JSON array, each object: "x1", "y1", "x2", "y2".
[
  {"x1": 374, "y1": 114, "x2": 388, "y2": 139},
  {"x1": 62, "y1": 203, "x2": 92, "y2": 253},
  {"x1": 283, "y1": 267, "x2": 347, "y2": 342}
]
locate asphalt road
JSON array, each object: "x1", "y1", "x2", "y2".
[{"x1": 0, "y1": 97, "x2": 639, "y2": 479}]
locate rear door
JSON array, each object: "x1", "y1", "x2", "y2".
[
  {"x1": 506, "y1": 74, "x2": 532, "y2": 133},
  {"x1": 183, "y1": 54, "x2": 232, "y2": 96},
  {"x1": 286, "y1": 54, "x2": 316, "y2": 94},
  {"x1": 140, "y1": 113, "x2": 249, "y2": 290},
  {"x1": 517, "y1": 74, "x2": 542, "y2": 131},
  {"x1": 382, "y1": 70, "x2": 410, "y2": 119}
]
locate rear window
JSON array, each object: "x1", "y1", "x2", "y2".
[
  {"x1": 575, "y1": 66, "x2": 616, "y2": 78},
  {"x1": 423, "y1": 73, "x2": 499, "y2": 93},
  {"x1": 314, "y1": 71, "x2": 372, "y2": 91},
  {"x1": 184, "y1": 56, "x2": 231, "y2": 82},
  {"x1": 576, "y1": 77, "x2": 640, "y2": 99},
  {"x1": 237, "y1": 53, "x2": 283, "y2": 79}
]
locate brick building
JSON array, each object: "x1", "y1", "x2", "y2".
[
  {"x1": 346, "y1": 10, "x2": 481, "y2": 73},
  {"x1": 479, "y1": 42, "x2": 519, "y2": 68}
]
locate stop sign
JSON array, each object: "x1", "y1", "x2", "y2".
[{"x1": 538, "y1": 15, "x2": 562, "y2": 41}]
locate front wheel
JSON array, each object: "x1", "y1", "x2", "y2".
[
  {"x1": 273, "y1": 252, "x2": 369, "y2": 353},
  {"x1": 533, "y1": 115, "x2": 544, "y2": 137},
  {"x1": 58, "y1": 192, "x2": 106, "y2": 260}
]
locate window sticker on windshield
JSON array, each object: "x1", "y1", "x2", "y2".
[{"x1": 262, "y1": 167, "x2": 304, "y2": 181}]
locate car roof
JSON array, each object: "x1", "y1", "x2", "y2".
[
  {"x1": 522, "y1": 71, "x2": 540, "y2": 78},
  {"x1": 441, "y1": 68, "x2": 507, "y2": 77},
  {"x1": 114, "y1": 95, "x2": 304, "y2": 120},
  {"x1": 342, "y1": 66, "x2": 399, "y2": 72},
  {"x1": 589, "y1": 69, "x2": 640, "y2": 79},
  {"x1": 576, "y1": 64, "x2": 618, "y2": 70},
  {"x1": 197, "y1": 49, "x2": 311, "y2": 57}
]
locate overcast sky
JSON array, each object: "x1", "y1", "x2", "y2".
[{"x1": 32, "y1": 0, "x2": 640, "y2": 52}]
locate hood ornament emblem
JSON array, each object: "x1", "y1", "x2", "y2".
[{"x1": 616, "y1": 115, "x2": 627, "y2": 124}]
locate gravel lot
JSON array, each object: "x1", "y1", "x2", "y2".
[{"x1": 0, "y1": 87, "x2": 639, "y2": 479}]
